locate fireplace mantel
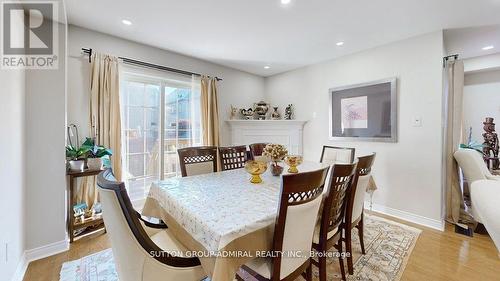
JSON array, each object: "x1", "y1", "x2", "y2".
[{"x1": 226, "y1": 120, "x2": 308, "y2": 155}]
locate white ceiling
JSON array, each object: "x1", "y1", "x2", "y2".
[
  {"x1": 65, "y1": 0, "x2": 500, "y2": 76},
  {"x1": 445, "y1": 25, "x2": 500, "y2": 59}
]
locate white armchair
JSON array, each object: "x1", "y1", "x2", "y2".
[{"x1": 454, "y1": 149, "x2": 500, "y2": 254}]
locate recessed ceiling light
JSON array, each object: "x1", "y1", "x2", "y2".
[
  {"x1": 281, "y1": 0, "x2": 291, "y2": 4},
  {"x1": 264, "y1": 66, "x2": 271, "y2": 69},
  {"x1": 122, "y1": 19, "x2": 132, "y2": 26},
  {"x1": 482, "y1": 45, "x2": 494, "y2": 50},
  {"x1": 336, "y1": 41, "x2": 345, "y2": 46}
]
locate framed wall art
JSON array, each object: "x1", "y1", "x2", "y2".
[{"x1": 329, "y1": 78, "x2": 397, "y2": 142}]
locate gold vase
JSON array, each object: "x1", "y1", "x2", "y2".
[
  {"x1": 284, "y1": 155, "x2": 303, "y2": 173},
  {"x1": 245, "y1": 160, "x2": 268, "y2": 184}
]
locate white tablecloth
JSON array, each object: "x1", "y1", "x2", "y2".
[{"x1": 146, "y1": 161, "x2": 326, "y2": 253}]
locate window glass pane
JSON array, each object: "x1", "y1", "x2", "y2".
[
  {"x1": 127, "y1": 82, "x2": 144, "y2": 106},
  {"x1": 120, "y1": 72, "x2": 201, "y2": 203},
  {"x1": 127, "y1": 107, "x2": 143, "y2": 130},
  {"x1": 121, "y1": 78, "x2": 160, "y2": 204}
]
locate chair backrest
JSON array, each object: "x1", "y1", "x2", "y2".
[
  {"x1": 249, "y1": 143, "x2": 268, "y2": 159},
  {"x1": 218, "y1": 145, "x2": 248, "y2": 171},
  {"x1": 319, "y1": 162, "x2": 358, "y2": 241},
  {"x1": 346, "y1": 153, "x2": 376, "y2": 224},
  {"x1": 178, "y1": 146, "x2": 218, "y2": 177},
  {"x1": 320, "y1": 145, "x2": 356, "y2": 164},
  {"x1": 454, "y1": 149, "x2": 491, "y2": 182},
  {"x1": 96, "y1": 170, "x2": 200, "y2": 281},
  {"x1": 272, "y1": 167, "x2": 330, "y2": 279}
]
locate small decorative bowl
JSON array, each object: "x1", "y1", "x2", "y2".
[
  {"x1": 244, "y1": 160, "x2": 268, "y2": 183},
  {"x1": 284, "y1": 155, "x2": 303, "y2": 173}
]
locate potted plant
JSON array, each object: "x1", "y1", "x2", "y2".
[
  {"x1": 81, "y1": 138, "x2": 113, "y2": 170},
  {"x1": 66, "y1": 145, "x2": 89, "y2": 171},
  {"x1": 262, "y1": 144, "x2": 288, "y2": 176}
]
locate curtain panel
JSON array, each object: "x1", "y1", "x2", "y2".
[
  {"x1": 78, "y1": 52, "x2": 122, "y2": 209},
  {"x1": 201, "y1": 76, "x2": 220, "y2": 146},
  {"x1": 444, "y1": 60, "x2": 475, "y2": 227}
]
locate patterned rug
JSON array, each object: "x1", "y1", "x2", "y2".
[{"x1": 59, "y1": 214, "x2": 421, "y2": 281}]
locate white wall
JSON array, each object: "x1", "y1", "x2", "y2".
[
  {"x1": 0, "y1": 9, "x2": 25, "y2": 281},
  {"x1": 264, "y1": 32, "x2": 445, "y2": 226},
  {"x1": 67, "y1": 25, "x2": 265, "y2": 145},
  {"x1": 0, "y1": 61, "x2": 25, "y2": 281},
  {"x1": 24, "y1": 20, "x2": 67, "y2": 252},
  {"x1": 464, "y1": 69, "x2": 500, "y2": 143}
]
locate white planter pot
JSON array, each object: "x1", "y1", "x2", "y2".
[
  {"x1": 87, "y1": 158, "x2": 103, "y2": 171},
  {"x1": 69, "y1": 160, "x2": 85, "y2": 172}
]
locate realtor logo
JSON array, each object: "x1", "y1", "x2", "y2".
[{"x1": 1, "y1": 1, "x2": 58, "y2": 69}]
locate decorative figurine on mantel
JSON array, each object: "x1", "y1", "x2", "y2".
[
  {"x1": 254, "y1": 101, "x2": 269, "y2": 120},
  {"x1": 482, "y1": 117, "x2": 499, "y2": 170},
  {"x1": 284, "y1": 104, "x2": 294, "y2": 120},
  {"x1": 230, "y1": 105, "x2": 238, "y2": 120},
  {"x1": 240, "y1": 108, "x2": 254, "y2": 120},
  {"x1": 271, "y1": 107, "x2": 281, "y2": 120}
]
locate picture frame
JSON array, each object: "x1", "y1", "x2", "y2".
[{"x1": 329, "y1": 77, "x2": 397, "y2": 142}]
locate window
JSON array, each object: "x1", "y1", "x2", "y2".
[{"x1": 121, "y1": 69, "x2": 201, "y2": 204}]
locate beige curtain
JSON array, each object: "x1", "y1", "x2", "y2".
[
  {"x1": 444, "y1": 60, "x2": 475, "y2": 226},
  {"x1": 78, "y1": 52, "x2": 122, "y2": 209},
  {"x1": 201, "y1": 76, "x2": 220, "y2": 146}
]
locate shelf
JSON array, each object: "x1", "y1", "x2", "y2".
[
  {"x1": 66, "y1": 169, "x2": 105, "y2": 177},
  {"x1": 74, "y1": 215, "x2": 103, "y2": 229},
  {"x1": 73, "y1": 223, "x2": 106, "y2": 241}
]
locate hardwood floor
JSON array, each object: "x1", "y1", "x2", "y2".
[{"x1": 23, "y1": 211, "x2": 500, "y2": 281}]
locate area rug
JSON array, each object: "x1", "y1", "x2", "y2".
[
  {"x1": 59, "y1": 214, "x2": 421, "y2": 281},
  {"x1": 311, "y1": 214, "x2": 421, "y2": 281}
]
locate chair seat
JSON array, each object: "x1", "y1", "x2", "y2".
[
  {"x1": 150, "y1": 230, "x2": 189, "y2": 257},
  {"x1": 244, "y1": 258, "x2": 273, "y2": 279},
  {"x1": 312, "y1": 225, "x2": 338, "y2": 244}
]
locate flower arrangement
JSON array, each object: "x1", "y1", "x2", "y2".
[
  {"x1": 263, "y1": 144, "x2": 288, "y2": 162},
  {"x1": 262, "y1": 144, "x2": 288, "y2": 176}
]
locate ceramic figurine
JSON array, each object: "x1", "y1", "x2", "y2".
[
  {"x1": 254, "y1": 101, "x2": 269, "y2": 120},
  {"x1": 284, "y1": 104, "x2": 293, "y2": 120},
  {"x1": 240, "y1": 108, "x2": 254, "y2": 120},
  {"x1": 230, "y1": 105, "x2": 238, "y2": 120},
  {"x1": 271, "y1": 107, "x2": 281, "y2": 120},
  {"x1": 483, "y1": 117, "x2": 499, "y2": 169}
]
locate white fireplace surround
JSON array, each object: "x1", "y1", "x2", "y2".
[{"x1": 226, "y1": 120, "x2": 308, "y2": 155}]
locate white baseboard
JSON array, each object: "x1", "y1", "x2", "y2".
[
  {"x1": 11, "y1": 239, "x2": 69, "y2": 281},
  {"x1": 25, "y1": 239, "x2": 69, "y2": 262},
  {"x1": 366, "y1": 201, "x2": 445, "y2": 231},
  {"x1": 11, "y1": 254, "x2": 28, "y2": 281}
]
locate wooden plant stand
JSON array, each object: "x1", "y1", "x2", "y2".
[{"x1": 67, "y1": 169, "x2": 106, "y2": 243}]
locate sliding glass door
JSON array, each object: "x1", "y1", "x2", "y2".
[{"x1": 121, "y1": 71, "x2": 201, "y2": 204}]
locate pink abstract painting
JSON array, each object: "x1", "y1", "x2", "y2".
[{"x1": 341, "y1": 96, "x2": 368, "y2": 129}]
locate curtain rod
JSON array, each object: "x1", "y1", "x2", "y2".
[
  {"x1": 442, "y1": 54, "x2": 459, "y2": 67},
  {"x1": 81, "y1": 48, "x2": 222, "y2": 81}
]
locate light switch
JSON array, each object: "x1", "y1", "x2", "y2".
[
  {"x1": 312, "y1": 112, "x2": 317, "y2": 119},
  {"x1": 412, "y1": 116, "x2": 422, "y2": 127}
]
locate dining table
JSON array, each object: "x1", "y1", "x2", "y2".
[{"x1": 141, "y1": 160, "x2": 377, "y2": 281}]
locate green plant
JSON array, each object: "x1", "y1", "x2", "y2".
[
  {"x1": 65, "y1": 145, "x2": 89, "y2": 160},
  {"x1": 81, "y1": 137, "x2": 113, "y2": 158}
]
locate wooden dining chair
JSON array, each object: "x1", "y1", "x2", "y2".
[
  {"x1": 237, "y1": 167, "x2": 330, "y2": 281},
  {"x1": 320, "y1": 146, "x2": 356, "y2": 164},
  {"x1": 249, "y1": 143, "x2": 268, "y2": 161},
  {"x1": 178, "y1": 146, "x2": 218, "y2": 177},
  {"x1": 218, "y1": 145, "x2": 248, "y2": 171},
  {"x1": 312, "y1": 162, "x2": 357, "y2": 281},
  {"x1": 96, "y1": 169, "x2": 206, "y2": 281},
  {"x1": 344, "y1": 153, "x2": 376, "y2": 275}
]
